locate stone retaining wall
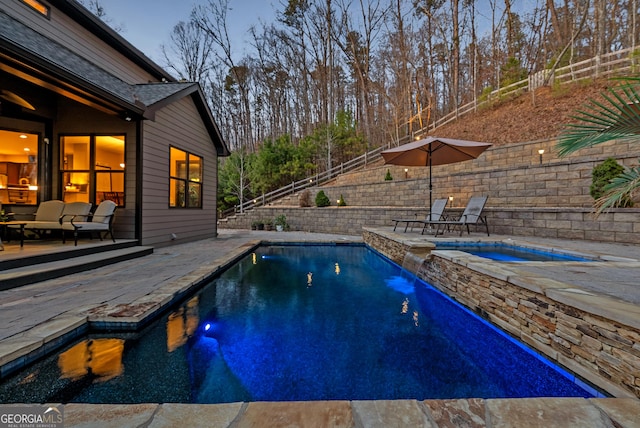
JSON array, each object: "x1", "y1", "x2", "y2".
[
  {"x1": 316, "y1": 138, "x2": 639, "y2": 209},
  {"x1": 336, "y1": 138, "x2": 638, "y2": 199},
  {"x1": 220, "y1": 206, "x2": 640, "y2": 244},
  {"x1": 362, "y1": 229, "x2": 640, "y2": 399},
  {"x1": 221, "y1": 138, "x2": 640, "y2": 244}
]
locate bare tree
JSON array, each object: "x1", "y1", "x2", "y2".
[
  {"x1": 157, "y1": 0, "x2": 638, "y2": 167},
  {"x1": 162, "y1": 21, "x2": 214, "y2": 82},
  {"x1": 335, "y1": 0, "x2": 387, "y2": 147},
  {"x1": 192, "y1": 0, "x2": 255, "y2": 150}
]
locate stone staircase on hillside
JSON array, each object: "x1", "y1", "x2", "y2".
[{"x1": 266, "y1": 193, "x2": 300, "y2": 207}]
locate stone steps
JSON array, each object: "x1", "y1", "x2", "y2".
[{"x1": 0, "y1": 245, "x2": 153, "y2": 290}]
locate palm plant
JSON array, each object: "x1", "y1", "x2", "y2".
[{"x1": 557, "y1": 77, "x2": 640, "y2": 215}]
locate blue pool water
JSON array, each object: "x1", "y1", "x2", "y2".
[
  {"x1": 435, "y1": 242, "x2": 593, "y2": 262},
  {"x1": 0, "y1": 245, "x2": 595, "y2": 403}
]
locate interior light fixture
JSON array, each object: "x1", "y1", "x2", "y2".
[
  {"x1": 19, "y1": 134, "x2": 28, "y2": 139},
  {"x1": 24, "y1": 147, "x2": 30, "y2": 152},
  {"x1": 120, "y1": 163, "x2": 125, "y2": 168}
]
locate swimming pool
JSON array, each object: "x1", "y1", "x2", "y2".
[
  {"x1": 435, "y1": 242, "x2": 593, "y2": 262},
  {"x1": 0, "y1": 244, "x2": 596, "y2": 403}
]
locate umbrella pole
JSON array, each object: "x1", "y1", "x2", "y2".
[{"x1": 429, "y1": 149, "x2": 433, "y2": 216}]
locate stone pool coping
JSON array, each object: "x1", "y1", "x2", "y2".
[{"x1": 2, "y1": 397, "x2": 637, "y2": 427}]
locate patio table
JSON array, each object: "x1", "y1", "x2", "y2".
[{"x1": 0, "y1": 221, "x2": 26, "y2": 247}]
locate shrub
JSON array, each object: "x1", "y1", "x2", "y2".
[
  {"x1": 337, "y1": 194, "x2": 346, "y2": 206},
  {"x1": 384, "y1": 169, "x2": 393, "y2": 180},
  {"x1": 590, "y1": 158, "x2": 633, "y2": 207},
  {"x1": 315, "y1": 190, "x2": 331, "y2": 207},
  {"x1": 299, "y1": 189, "x2": 312, "y2": 207}
]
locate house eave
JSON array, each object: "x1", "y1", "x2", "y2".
[{"x1": 0, "y1": 51, "x2": 144, "y2": 118}]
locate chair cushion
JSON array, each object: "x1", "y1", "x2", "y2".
[
  {"x1": 63, "y1": 222, "x2": 109, "y2": 231},
  {"x1": 92, "y1": 200, "x2": 117, "y2": 224},
  {"x1": 33, "y1": 200, "x2": 65, "y2": 222},
  {"x1": 23, "y1": 221, "x2": 63, "y2": 230},
  {"x1": 60, "y1": 202, "x2": 92, "y2": 223}
]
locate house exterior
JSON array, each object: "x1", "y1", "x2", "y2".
[{"x1": 0, "y1": 0, "x2": 230, "y2": 246}]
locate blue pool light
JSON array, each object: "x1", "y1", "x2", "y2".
[
  {"x1": 202, "y1": 321, "x2": 221, "y2": 338},
  {"x1": 384, "y1": 276, "x2": 415, "y2": 294}
]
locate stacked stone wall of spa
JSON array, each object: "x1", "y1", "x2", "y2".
[
  {"x1": 220, "y1": 138, "x2": 640, "y2": 243},
  {"x1": 362, "y1": 230, "x2": 640, "y2": 399},
  {"x1": 420, "y1": 256, "x2": 640, "y2": 399}
]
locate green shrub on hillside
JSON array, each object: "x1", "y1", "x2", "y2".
[
  {"x1": 591, "y1": 158, "x2": 633, "y2": 207},
  {"x1": 315, "y1": 190, "x2": 331, "y2": 207}
]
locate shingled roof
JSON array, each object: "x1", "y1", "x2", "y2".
[{"x1": 0, "y1": 7, "x2": 229, "y2": 155}]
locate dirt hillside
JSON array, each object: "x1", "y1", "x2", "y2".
[{"x1": 431, "y1": 79, "x2": 614, "y2": 146}]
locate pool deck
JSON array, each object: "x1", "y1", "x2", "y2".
[{"x1": 1, "y1": 229, "x2": 639, "y2": 427}]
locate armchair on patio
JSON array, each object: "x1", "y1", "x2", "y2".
[
  {"x1": 59, "y1": 202, "x2": 93, "y2": 243},
  {"x1": 392, "y1": 198, "x2": 448, "y2": 232},
  {"x1": 422, "y1": 195, "x2": 489, "y2": 236},
  {"x1": 63, "y1": 200, "x2": 117, "y2": 246},
  {"x1": 9, "y1": 200, "x2": 65, "y2": 236}
]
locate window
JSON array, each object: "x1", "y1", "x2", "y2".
[
  {"x1": 0, "y1": 130, "x2": 39, "y2": 206},
  {"x1": 170, "y1": 147, "x2": 202, "y2": 208},
  {"x1": 21, "y1": 0, "x2": 50, "y2": 17},
  {"x1": 61, "y1": 135, "x2": 125, "y2": 206}
]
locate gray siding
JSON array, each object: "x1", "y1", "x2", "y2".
[
  {"x1": 3, "y1": 1, "x2": 158, "y2": 83},
  {"x1": 141, "y1": 97, "x2": 218, "y2": 246}
]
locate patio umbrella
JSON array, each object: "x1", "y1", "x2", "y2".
[{"x1": 381, "y1": 136, "x2": 492, "y2": 209}]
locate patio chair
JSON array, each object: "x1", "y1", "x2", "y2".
[
  {"x1": 422, "y1": 195, "x2": 489, "y2": 236},
  {"x1": 9, "y1": 200, "x2": 65, "y2": 235},
  {"x1": 63, "y1": 200, "x2": 117, "y2": 246},
  {"x1": 59, "y1": 202, "x2": 93, "y2": 243},
  {"x1": 392, "y1": 198, "x2": 448, "y2": 232}
]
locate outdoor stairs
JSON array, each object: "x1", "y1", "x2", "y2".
[
  {"x1": 0, "y1": 241, "x2": 153, "y2": 290},
  {"x1": 265, "y1": 193, "x2": 300, "y2": 207}
]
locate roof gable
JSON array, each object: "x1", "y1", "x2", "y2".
[{"x1": 0, "y1": 8, "x2": 229, "y2": 156}]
